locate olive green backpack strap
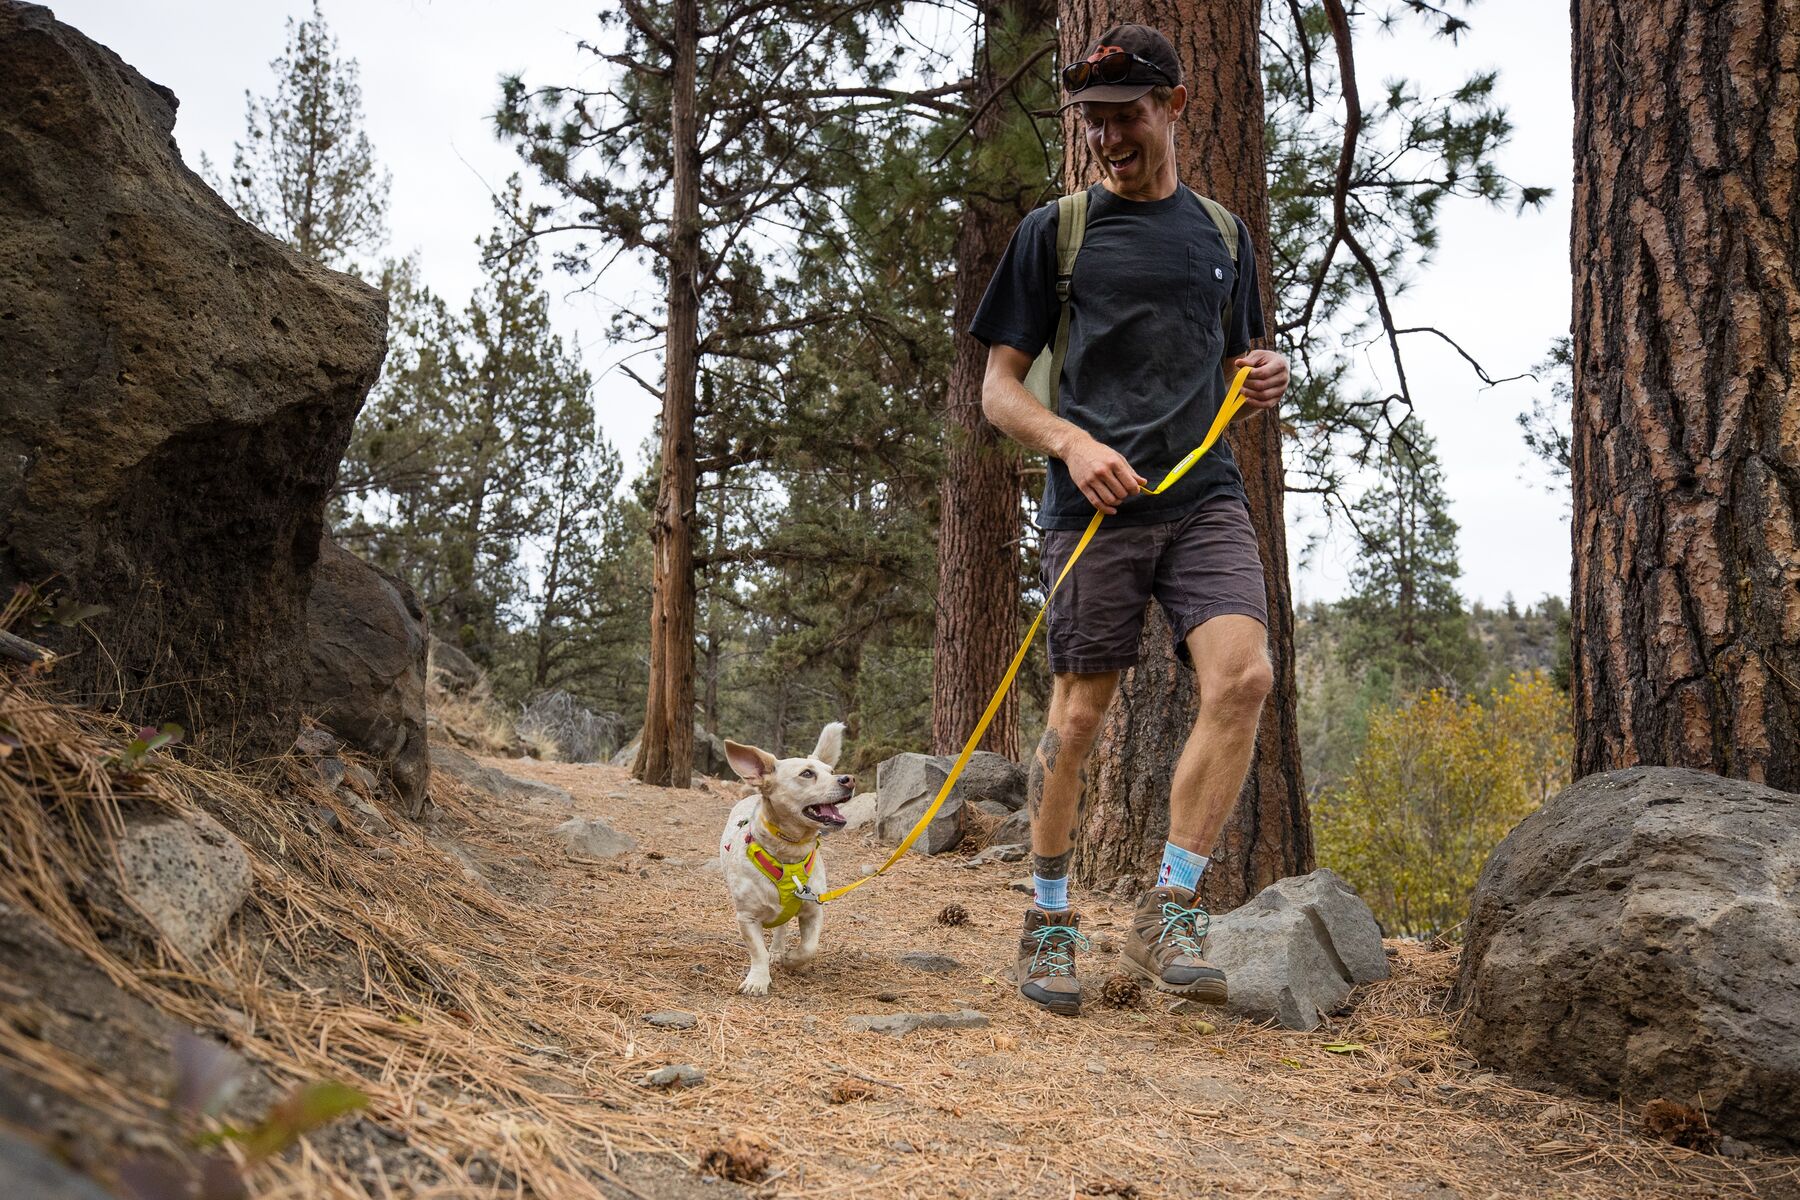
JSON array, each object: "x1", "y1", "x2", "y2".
[
  {"x1": 1193, "y1": 192, "x2": 1241, "y2": 338},
  {"x1": 1023, "y1": 189, "x2": 1090, "y2": 410}
]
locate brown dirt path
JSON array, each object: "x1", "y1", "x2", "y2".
[{"x1": 442, "y1": 754, "x2": 1798, "y2": 1200}]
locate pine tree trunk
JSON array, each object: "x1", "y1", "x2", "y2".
[
  {"x1": 1570, "y1": 0, "x2": 1800, "y2": 787},
  {"x1": 1063, "y1": 0, "x2": 1312, "y2": 907},
  {"x1": 635, "y1": 0, "x2": 700, "y2": 789},
  {"x1": 933, "y1": 0, "x2": 1056, "y2": 760}
]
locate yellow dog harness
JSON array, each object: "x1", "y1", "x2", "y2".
[{"x1": 743, "y1": 836, "x2": 819, "y2": 929}]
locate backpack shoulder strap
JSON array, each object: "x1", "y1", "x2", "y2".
[
  {"x1": 1192, "y1": 192, "x2": 1242, "y2": 346},
  {"x1": 1193, "y1": 193, "x2": 1240, "y2": 265},
  {"x1": 1024, "y1": 189, "x2": 1089, "y2": 411}
]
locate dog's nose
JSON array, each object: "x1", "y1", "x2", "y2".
[{"x1": 837, "y1": 774, "x2": 853, "y2": 788}]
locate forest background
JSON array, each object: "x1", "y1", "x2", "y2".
[{"x1": 58, "y1": 0, "x2": 1579, "y2": 937}]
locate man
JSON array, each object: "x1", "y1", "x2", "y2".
[{"x1": 969, "y1": 24, "x2": 1290, "y2": 1016}]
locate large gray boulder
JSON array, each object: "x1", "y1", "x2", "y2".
[
  {"x1": 1204, "y1": 869, "x2": 1389, "y2": 1031},
  {"x1": 0, "y1": 4, "x2": 386, "y2": 758},
  {"x1": 874, "y1": 753, "x2": 965, "y2": 855},
  {"x1": 517, "y1": 689, "x2": 624, "y2": 763},
  {"x1": 955, "y1": 752, "x2": 1028, "y2": 811},
  {"x1": 1453, "y1": 768, "x2": 1800, "y2": 1152},
  {"x1": 427, "y1": 640, "x2": 482, "y2": 695},
  {"x1": 115, "y1": 810, "x2": 253, "y2": 960},
  {"x1": 301, "y1": 538, "x2": 429, "y2": 816}
]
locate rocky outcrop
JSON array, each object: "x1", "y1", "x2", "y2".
[
  {"x1": 301, "y1": 538, "x2": 428, "y2": 816},
  {"x1": 1204, "y1": 869, "x2": 1389, "y2": 1031},
  {"x1": 429, "y1": 744, "x2": 572, "y2": 813},
  {"x1": 1453, "y1": 768, "x2": 1800, "y2": 1152},
  {"x1": 0, "y1": 4, "x2": 387, "y2": 757}
]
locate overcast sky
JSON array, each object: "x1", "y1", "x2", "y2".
[{"x1": 52, "y1": 0, "x2": 1573, "y2": 610}]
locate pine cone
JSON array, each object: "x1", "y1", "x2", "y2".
[
  {"x1": 1099, "y1": 972, "x2": 1142, "y2": 1009},
  {"x1": 936, "y1": 903, "x2": 969, "y2": 926}
]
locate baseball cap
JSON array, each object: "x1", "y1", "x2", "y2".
[{"x1": 1058, "y1": 24, "x2": 1182, "y2": 110}]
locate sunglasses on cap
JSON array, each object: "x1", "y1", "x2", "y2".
[{"x1": 1060, "y1": 48, "x2": 1176, "y2": 93}]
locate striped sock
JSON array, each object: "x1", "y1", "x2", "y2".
[
  {"x1": 1156, "y1": 843, "x2": 1210, "y2": 894},
  {"x1": 1032, "y1": 873, "x2": 1070, "y2": 912}
]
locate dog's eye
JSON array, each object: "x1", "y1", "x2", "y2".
[{"x1": 800, "y1": 768, "x2": 815, "y2": 779}]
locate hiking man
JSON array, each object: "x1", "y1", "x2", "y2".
[{"x1": 969, "y1": 24, "x2": 1290, "y2": 1015}]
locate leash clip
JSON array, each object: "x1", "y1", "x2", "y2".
[{"x1": 791, "y1": 879, "x2": 822, "y2": 906}]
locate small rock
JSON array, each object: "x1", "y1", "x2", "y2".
[
  {"x1": 847, "y1": 1010, "x2": 990, "y2": 1036},
  {"x1": 1007, "y1": 877, "x2": 1034, "y2": 894},
  {"x1": 642, "y1": 1064, "x2": 705, "y2": 1089},
  {"x1": 313, "y1": 756, "x2": 347, "y2": 789},
  {"x1": 1718, "y1": 1136, "x2": 1756, "y2": 1160},
  {"x1": 115, "y1": 811, "x2": 253, "y2": 960},
  {"x1": 1085, "y1": 1059, "x2": 1108, "y2": 1075},
  {"x1": 968, "y1": 842, "x2": 1028, "y2": 866},
  {"x1": 644, "y1": 1011, "x2": 697, "y2": 1030},
  {"x1": 554, "y1": 817, "x2": 637, "y2": 860},
  {"x1": 898, "y1": 952, "x2": 962, "y2": 974}
]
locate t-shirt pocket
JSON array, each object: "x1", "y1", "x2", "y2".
[{"x1": 1187, "y1": 244, "x2": 1235, "y2": 350}]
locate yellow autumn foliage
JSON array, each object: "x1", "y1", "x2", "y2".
[{"x1": 1314, "y1": 672, "x2": 1572, "y2": 938}]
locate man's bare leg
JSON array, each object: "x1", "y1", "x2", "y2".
[
  {"x1": 1015, "y1": 670, "x2": 1117, "y2": 1014},
  {"x1": 1027, "y1": 671, "x2": 1120, "y2": 888},
  {"x1": 1168, "y1": 615, "x2": 1273, "y2": 856},
  {"x1": 1122, "y1": 615, "x2": 1271, "y2": 1000}
]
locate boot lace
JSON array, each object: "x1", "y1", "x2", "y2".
[
  {"x1": 1154, "y1": 902, "x2": 1211, "y2": 958},
  {"x1": 1027, "y1": 923, "x2": 1090, "y2": 977}
]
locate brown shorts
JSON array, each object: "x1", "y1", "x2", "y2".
[{"x1": 1040, "y1": 497, "x2": 1268, "y2": 674}]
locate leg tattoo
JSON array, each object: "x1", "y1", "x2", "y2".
[{"x1": 1034, "y1": 848, "x2": 1074, "y2": 881}]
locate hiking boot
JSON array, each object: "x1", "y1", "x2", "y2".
[
  {"x1": 1123, "y1": 886, "x2": 1227, "y2": 1003},
  {"x1": 1017, "y1": 907, "x2": 1087, "y2": 1016}
]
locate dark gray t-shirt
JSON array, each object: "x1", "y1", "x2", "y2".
[{"x1": 970, "y1": 183, "x2": 1265, "y2": 529}]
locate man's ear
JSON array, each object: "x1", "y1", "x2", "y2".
[
  {"x1": 725, "y1": 740, "x2": 777, "y2": 782},
  {"x1": 1167, "y1": 83, "x2": 1187, "y2": 119},
  {"x1": 812, "y1": 722, "x2": 846, "y2": 769}
]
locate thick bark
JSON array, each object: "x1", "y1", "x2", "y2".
[
  {"x1": 635, "y1": 0, "x2": 700, "y2": 788},
  {"x1": 1570, "y1": 0, "x2": 1800, "y2": 786},
  {"x1": 1063, "y1": 0, "x2": 1312, "y2": 907},
  {"x1": 933, "y1": 0, "x2": 1056, "y2": 760}
]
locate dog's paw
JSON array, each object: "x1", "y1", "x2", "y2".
[
  {"x1": 779, "y1": 946, "x2": 817, "y2": 970},
  {"x1": 737, "y1": 973, "x2": 771, "y2": 996}
]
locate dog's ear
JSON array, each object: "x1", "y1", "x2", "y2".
[
  {"x1": 812, "y1": 722, "x2": 846, "y2": 769},
  {"x1": 724, "y1": 740, "x2": 777, "y2": 782}
]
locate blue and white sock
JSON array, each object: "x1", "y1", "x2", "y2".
[
  {"x1": 1032, "y1": 873, "x2": 1070, "y2": 913},
  {"x1": 1156, "y1": 843, "x2": 1210, "y2": 894}
]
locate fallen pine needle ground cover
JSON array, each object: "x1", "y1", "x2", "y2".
[{"x1": 1, "y1": 683, "x2": 1794, "y2": 1198}]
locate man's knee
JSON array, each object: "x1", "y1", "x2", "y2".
[
  {"x1": 1203, "y1": 654, "x2": 1272, "y2": 720},
  {"x1": 1049, "y1": 672, "x2": 1117, "y2": 747}
]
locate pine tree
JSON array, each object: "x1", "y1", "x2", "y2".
[
  {"x1": 498, "y1": 1, "x2": 963, "y2": 785},
  {"x1": 220, "y1": 1, "x2": 389, "y2": 272},
  {"x1": 1339, "y1": 429, "x2": 1482, "y2": 696}
]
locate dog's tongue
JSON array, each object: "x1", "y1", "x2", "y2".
[{"x1": 812, "y1": 802, "x2": 844, "y2": 823}]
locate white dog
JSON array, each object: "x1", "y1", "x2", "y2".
[{"x1": 718, "y1": 723, "x2": 852, "y2": 996}]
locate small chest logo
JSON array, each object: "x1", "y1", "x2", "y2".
[{"x1": 1213, "y1": 266, "x2": 1225, "y2": 281}]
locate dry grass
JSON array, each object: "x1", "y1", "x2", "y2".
[{"x1": 1, "y1": 679, "x2": 1797, "y2": 1199}]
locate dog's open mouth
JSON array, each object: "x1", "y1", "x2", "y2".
[{"x1": 803, "y1": 802, "x2": 848, "y2": 827}]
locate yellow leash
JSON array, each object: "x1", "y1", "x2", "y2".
[{"x1": 817, "y1": 365, "x2": 1253, "y2": 904}]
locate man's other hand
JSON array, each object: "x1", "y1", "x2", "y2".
[
  {"x1": 1232, "y1": 349, "x2": 1290, "y2": 410},
  {"x1": 1062, "y1": 433, "x2": 1148, "y2": 515}
]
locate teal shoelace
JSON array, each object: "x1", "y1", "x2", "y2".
[
  {"x1": 1155, "y1": 902, "x2": 1211, "y2": 957},
  {"x1": 1027, "y1": 924, "x2": 1090, "y2": 977}
]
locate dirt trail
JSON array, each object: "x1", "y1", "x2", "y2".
[
  {"x1": 439, "y1": 754, "x2": 1795, "y2": 1200},
  {"x1": 4, "y1": 691, "x2": 1794, "y2": 1200}
]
